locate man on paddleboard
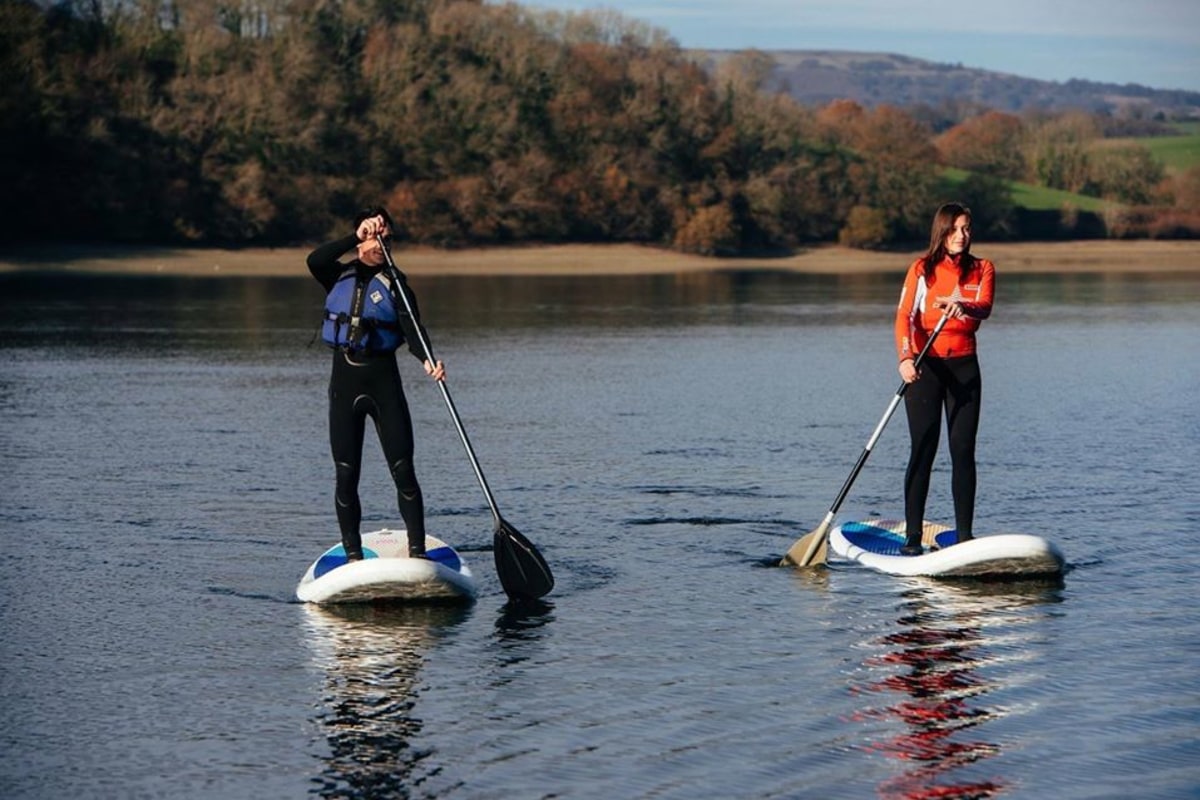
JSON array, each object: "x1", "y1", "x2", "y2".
[
  {"x1": 894, "y1": 202, "x2": 995, "y2": 556},
  {"x1": 308, "y1": 207, "x2": 446, "y2": 562}
]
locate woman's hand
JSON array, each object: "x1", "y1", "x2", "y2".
[
  {"x1": 933, "y1": 297, "x2": 967, "y2": 319},
  {"x1": 899, "y1": 358, "x2": 918, "y2": 383},
  {"x1": 424, "y1": 359, "x2": 446, "y2": 382}
]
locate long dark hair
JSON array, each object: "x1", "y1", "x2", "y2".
[{"x1": 919, "y1": 202, "x2": 973, "y2": 280}]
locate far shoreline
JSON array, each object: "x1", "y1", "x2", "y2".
[{"x1": 1, "y1": 240, "x2": 1199, "y2": 277}]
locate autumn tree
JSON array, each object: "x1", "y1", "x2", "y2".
[
  {"x1": 1170, "y1": 166, "x2": 1200, "y2": 211},
  {"x1": 825, "y1": 103, "x2": 940, "y2": 242},
  {"x1": 953, "y1": 173, "x2": 1016, "y2": 239},
  {"x1": 1084, "y1": 143, "x2": 1164, "y2": 205},
  {"x1": 934, "y1": 111, "x2": 1026, "y2": 180},
  {"x1": 1025, "y1": 111, "x2": 1098, "y2": 193}
]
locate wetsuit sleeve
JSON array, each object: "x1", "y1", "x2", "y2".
[
  {"x1": 307, "y1": 235, "x2": 360, "y2": 292},
  {"x1": 894, "y1": 260, "x2": 923, "y2": 362},
  {"x1": 389, "y1": 269, "x2": 435, "y2": 363}
]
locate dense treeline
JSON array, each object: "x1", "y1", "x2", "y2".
[{"x1": 2, "y1": 0, "x2": 1196, "y2": 251}]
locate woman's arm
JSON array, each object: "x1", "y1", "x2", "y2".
[
  {"x1": 894, "y1": 260, "x2": 923, "y2": 362},
  {"x1": 961, "y1": 259, "x2": 995, "y2": 320}
]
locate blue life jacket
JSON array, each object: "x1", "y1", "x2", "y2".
[{"x1": 321, "y1": 268, "x2": 405, "y2": 353}]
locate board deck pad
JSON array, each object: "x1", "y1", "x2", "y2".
[
  {"x1": 297, "y1": 529, "x2": 477, "y2": 604},
  {"x1": 829, "y1": 517, "x2": 1065, "y2": 578},
  {"x1": 313, "y1": 543, "x2": 464, "y2": 580},
  {"x1": 839, "y1": 519, "x2": 957, "y2": 555}
]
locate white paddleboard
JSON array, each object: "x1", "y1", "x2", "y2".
[
  {"x1": 296, "y1": 529, "x2": 477, "y2": 604},
  {"x1": 829, "y1": 518, "x2": 1065, "y2": 578}
]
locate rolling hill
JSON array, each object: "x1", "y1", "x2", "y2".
[{"x1": 696, "y1": 50, "x2": 1200, "y2": 119}]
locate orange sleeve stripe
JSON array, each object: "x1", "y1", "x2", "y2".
[{"x1": 894, "y1": 259, "x2": 923, "y2": 362}]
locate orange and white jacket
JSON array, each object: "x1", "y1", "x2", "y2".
[{"x1": 895, "y1": 254, "x2": 995, "y2": 362}]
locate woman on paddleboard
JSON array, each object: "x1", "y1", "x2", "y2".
[
  {"x1": 308, "y1": 206, "x2": 445, "y2": 562},
  {"x1": 895, "y1": 202, "x2": 995, "y2": 556}
]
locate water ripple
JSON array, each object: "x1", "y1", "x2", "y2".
[{"x1": 4, "y1": 274, "x2": 1199, "y2": 799}]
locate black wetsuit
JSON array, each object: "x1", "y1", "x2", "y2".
[
  {"x1": 307, "y1": 235, "x2": 432, "y2": 559},
  {"x1": 902, "y1": 355, "x2": 981, "y2": 545}
]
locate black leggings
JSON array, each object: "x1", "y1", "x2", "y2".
[
  {"x1": 328, "y1": 350, "x2": 425, "y2": 557},
  {"x1": 903, "y1": 355, "x2": 981, "y2": 542}
]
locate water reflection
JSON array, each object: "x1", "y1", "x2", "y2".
[
  {"x1": 7, "y1": 270, "x2": 1191, "y2": 349},
  {"x1": 495, "y1": 599, "x2": 555, "y2": 641},
  {"x1": 302, "y1": 603, "x2": 471, "y2": 799},
  {"x1": 490, "y1": 600, "x2": 556, "y2": 681},
  {"x1": 852, "y1": 580, "x2": 1063, "y2": 799}
]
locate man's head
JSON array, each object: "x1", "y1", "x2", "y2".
[{"x1": 353, "y1": 206, "x2": 395, "y2": 233}]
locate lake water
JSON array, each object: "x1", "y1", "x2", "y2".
[{"x1": 1, "y1": 266, "x2": 1198, "y2": 799}]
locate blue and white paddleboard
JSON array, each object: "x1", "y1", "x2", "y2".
[
  {"x1": 296, "y1": 529, "x2": 477, "y2": 604},
  {"x1": 829, "y1": 518, "x2": 1065, "y2": 578}
]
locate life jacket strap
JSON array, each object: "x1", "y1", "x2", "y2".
[
  {"x1": 323, "y1": 311, "x2": 399, "y2": 331},
  {"x1": 346, "y1": 278, "x2": 367, "y2": 350}
]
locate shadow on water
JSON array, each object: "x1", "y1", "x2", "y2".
[
  {"x1": 300, "y1": 603, "x2": 472, "y2": 800},
  {"x1": 850, "y1": 578, "x2": 1064, "y2": 800}
]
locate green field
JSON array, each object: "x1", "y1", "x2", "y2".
[
  {"x1": 1136, "y1": 135, "x2": 1200, "y2": 174},
  {"x1": 941, "y1": 167, "x2": 1112, "y2": 212},
  {"x1": 944, "y1": 122, "x2": 1198, "y2": 213},
  {"x1": 1006, "y1": 181, "x2": 1113, "y2": 212},
  {"x1": 1107, "y1": 124, "x2": 1200, "y2": 175}
]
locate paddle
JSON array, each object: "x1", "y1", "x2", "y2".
[
  {"x1": 780, "y1": 311, "x2": 951, "y2": 567},
  {"x1": 376, "y1": 237, "x2": 555, "y2": 601}
]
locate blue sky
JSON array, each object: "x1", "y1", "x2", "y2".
[{"x1": 522, "y1": 0, "x2": 1200, "y2": 93}]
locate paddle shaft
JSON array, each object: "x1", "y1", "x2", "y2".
[
  {"x1": 377, "y1": 237, "x2": 503, "y2": 524},
  {"x1": 796, "y1": 311, "x2": 950, "y2": 565}
]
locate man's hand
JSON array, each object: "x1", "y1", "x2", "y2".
[
  {"x1": 424, "y1": 359, "x2": 446, "y2": 382},
  {"x1": 356, "y1": 214, "x2": 389, "y2": 242}
]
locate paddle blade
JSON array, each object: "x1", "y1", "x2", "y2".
[
  {"x1": 780, "y1": 520, "x2": 831, "y2": 568},
  {"x1": 493, "y1": 519, "x2": 554, "y2": 601}
]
